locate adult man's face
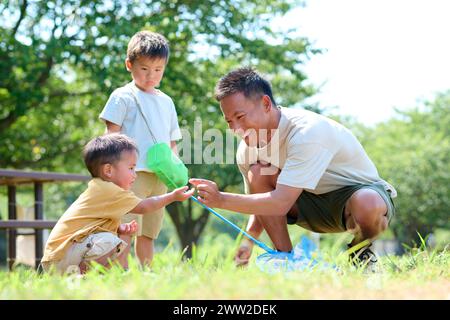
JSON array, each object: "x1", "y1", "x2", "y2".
[{"x1": 220, "y1": 92, "x2": 271, "y2": 147}]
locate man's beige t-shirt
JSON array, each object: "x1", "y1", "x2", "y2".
[
  {"x1": 236, "y1": 107, "x2": 397, "y2": 196},
  {"x1": 42, "y1": 178, "x2": 141, "y2": 263}
]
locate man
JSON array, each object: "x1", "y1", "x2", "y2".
[{"x1": 190, "y1": 67, "x2": 396, "y2": 269}]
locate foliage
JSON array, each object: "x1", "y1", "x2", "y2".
[
  {"x1": 0, "y1": 0, "x2": 318, "y2": 169},
  {"x1": 356, "y1": 92, "x2": 450, "y2": 247}
]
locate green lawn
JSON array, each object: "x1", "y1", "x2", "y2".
[{"x1": 0, "y1": 238, "x2": 448, "y2": 300}]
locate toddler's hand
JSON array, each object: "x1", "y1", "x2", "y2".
[
  {"x1": 171, "y1": 186, "x2": 195, "y2": 201},
  {"x1": 118, "y1": 220, "x2": 138, "y2": 235}
]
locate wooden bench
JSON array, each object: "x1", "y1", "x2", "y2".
[
  {"x1": 0, "y1": 220, "x2": 57, "y2": 229},
  {"x1": 0, "y1": 169, "x2": 90, "y2": 270}
]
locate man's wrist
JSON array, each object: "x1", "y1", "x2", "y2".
[
  {"x1": 217, "y1": 191, "x2": 226, "y2": 208},
  {"x1": 241, "y1": 238, "x2": 254, "y2": 248}
]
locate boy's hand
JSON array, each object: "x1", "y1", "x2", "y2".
[
  {"x1": 118, "y1": 220, "x2": 138, "y2": 235},
  {"x1": 171, "y1": 186, "x2": 195, "y2": 201}
]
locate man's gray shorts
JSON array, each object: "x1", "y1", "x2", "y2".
[{"x1": 287, "y1": 182, "x2": 396, "y2": 233}]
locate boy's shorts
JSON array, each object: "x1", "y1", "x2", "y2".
[
  {"x1": 122, "y1": 171, "x2": 168, "y2": 239},
  {"x1": 287, "y1": 182, "x2": 396, "y2": 233},
  {"x1": 41, "y1": 232, "x2": 127, "y2": 274}
]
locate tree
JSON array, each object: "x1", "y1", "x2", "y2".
[
  {"x1": 360, "y1": 92, "x2": 450, "y2": 248},
  {"x1": 1, "y1": 0, "x2": 320, "y2": 256}
]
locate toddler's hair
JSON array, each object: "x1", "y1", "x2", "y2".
[
  {"x1": 127, "y1": 31, "x2": 169, "y2": 63},
  {"x1": 83, "y1": 133, "x2": 138, "y2": 177}
]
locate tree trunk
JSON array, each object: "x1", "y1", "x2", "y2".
[{"x1": 166, "y1": 201, "x2": 209, "y2": 259}]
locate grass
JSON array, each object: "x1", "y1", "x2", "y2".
[{"x1": 0, "y1": 234, "x2": 448, "y2": 300}]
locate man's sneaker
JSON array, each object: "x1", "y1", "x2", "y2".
[{"x1": 348, "y1": 242, "x2": 378, "y2": 272}]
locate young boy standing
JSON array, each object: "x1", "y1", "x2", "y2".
[
  {"x1": 41, "y1": 134, "x2": 193, "y2": 275},
  {"x1": 99, "y1": 31, "x2": 182, "y2": 266}
]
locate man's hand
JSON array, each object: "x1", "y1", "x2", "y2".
[
  {"x1": 234, "y1": 241, "x2": 254, "y2": 267},
  {"x1": 118, "y1": 220, "x2": 138, "y2": 235},
  {"x1": 189, "y1": 178, "x2": 224, "y2": 208},
  {"x1": 171, "y1": 186, "x2": 195, "y2": 201}
]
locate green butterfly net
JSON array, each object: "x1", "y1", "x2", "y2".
[{"x1": 146, "y1": 142, "x2": 189, "y2": 190}]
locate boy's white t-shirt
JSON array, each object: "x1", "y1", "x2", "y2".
[
  {"x1": 99, "y1": 81, "x2": 182, "y2": 172},
  {"x1": 236, "y1": 107, "x2": 397, "y2": 196}
]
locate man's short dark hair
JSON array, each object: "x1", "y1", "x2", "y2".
[
  {"x1": 83, "y1": 134, "x2": 138, "y2": 177},
  {"x1": 127, "y1": 30, "x2": 170, "y2": 63},
  {"x1": 214, "y1": 67, "x2": 277, "y2": 105}
]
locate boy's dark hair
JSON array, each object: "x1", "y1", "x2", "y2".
[
  {"x1": 214, "y1": 67, "x2": 277, "y2": 105},
  {"x1": 127, "y1": 31, "x2": 170, "y2": 63},
  {"x1": 83, "y1": 134, "x2": 138, "y2": 178}
]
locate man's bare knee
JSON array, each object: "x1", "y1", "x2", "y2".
[
  {"x1": 248, "y1": 162, "x2": 279, "y2": 189},
  {"x1": 347, "y1": 189, "x2": 389, "y2": 239},
  {"x1": 349, "y1": 190, "x2": 387, "y2": 225}
]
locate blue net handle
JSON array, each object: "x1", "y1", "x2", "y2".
[
  {"x1": 190, "y1": 196, "x2": 277, "y2": 254},
  {"x1": 150, "y1": 161, "x2": 277, "y2": 254}
]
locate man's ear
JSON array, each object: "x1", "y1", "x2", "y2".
[
  {"x1": 125, "y1": 58, "x2": 132, "y2": 72},
  {"x1": 262, "y1": 95, "x2": 272, "y2": 112},
  {"x1": 101, "y1": 163, "x2": 113, "y2": 179}
]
